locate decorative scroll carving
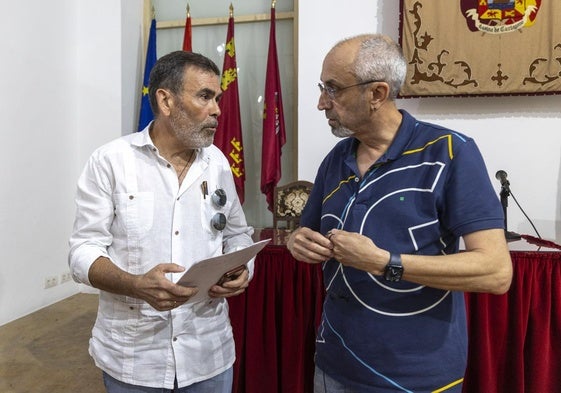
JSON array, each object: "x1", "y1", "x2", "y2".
[{"x1": 399, "y1": 0, "x2": 561, "y2": 97}]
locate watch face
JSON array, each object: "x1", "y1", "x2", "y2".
[{"x1": 384, "y1": 265, "x2": 403, "y2": 282}]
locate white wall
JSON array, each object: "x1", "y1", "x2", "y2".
[
  {"x1": 0, "y1": 0, "x2": 142, "y2": 326},
  {"x1": 0, "y1": 1, "x2": 80, "y2": 326},
  {"x1": 298, "y1": 0, "x2": 561, "y2": 245}
]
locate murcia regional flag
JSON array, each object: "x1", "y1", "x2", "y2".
[{"x1": 214, "y1": 9, "x2": 245, "y2": 204}]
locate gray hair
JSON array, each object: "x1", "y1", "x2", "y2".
[
  {"x1": 148, "y1": 51, "x2": 220, "y2": 115},
  {"x1": 337, "y1": 34, "x2": 406, "y2": 100}
]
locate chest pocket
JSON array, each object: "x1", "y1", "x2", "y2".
[
  {"x1": 113, "y1": 192, "x2": 155, "y2": 240},
  {"x1": 200, "y1": 183, "x2": 233, "y2": 237},
  {"x1": 111, "y1": 148, "x2": 155, "y2": 240}
]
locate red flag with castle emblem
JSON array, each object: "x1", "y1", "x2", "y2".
[
  {"x1": 260, "y1": 3, "x2": 286, "y2": 211},
  {"x1": 215, "y1": 8, "x2": 245, "y2": 204}
]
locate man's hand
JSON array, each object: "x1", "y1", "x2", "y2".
[
  {"x1": 89, "y1": 257, "x2": 200, "y2": 311},
  {"x1": 328, "y1": 229, "x2": 388, "y2": 275},
  {"x1": 133, "y1": 263, "x2": 199, "y2": 311},
  {"x1": 209, "y1": 266, "x2": 249, "y2": 298},
  {"x1": 287, "y1": 227, "x2": 334, "y2": 264}
]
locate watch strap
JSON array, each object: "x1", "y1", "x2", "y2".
[
  {"x1": 389, "y1": 253, "x2": 402, "y2": 267},
  {"x1": 384, "y1": 253, "x2": 404, "y2": 282}
]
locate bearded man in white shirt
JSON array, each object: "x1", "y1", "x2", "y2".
[{"x1": 68, "y1": 51, "x2": 254, "y2": 393}]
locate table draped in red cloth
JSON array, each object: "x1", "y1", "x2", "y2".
[
  {"x1": 228, "y1": 243, "x2": 324, "y2": 393},
  {"x1": 463, "y1": 251, "x2": 561, "y2": 393}
]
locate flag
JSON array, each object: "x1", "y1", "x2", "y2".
[
  {"x1": 182, "y1": 5, "x2": 192, "y2": 51},
  {"x1": 138, "y1": 17, "x2": 157, "y2": 131},
  {"x1": 260, "y1": 4, "x2": 286, "y2": 211},
  {"x1": 215, "y1": 9, "x2": 245, "y2": 204}
]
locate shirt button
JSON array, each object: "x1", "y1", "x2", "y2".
[
  {"x1": 167, "y1": 164, "x2": 171, "y2": 168},
  {"x1": 175, "y1": 231, "x2": 179, "y2": 235},
  {"x1": 129, "y1": 195, "x2": 134, "y2": 200},
  {"x1": 173, "y1": 337, "x2": 178, "y2": 342},
  {"x1": 354, "y1": 177, "x2": 359, "y2": 182}
]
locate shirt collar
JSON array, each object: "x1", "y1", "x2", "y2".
[
  {"x1": 355, "y1": 109, "x2": 415, "y2": 163},
  {"x1": 383, "y1": 109, "x2": 415, "y2": 161},
  {"x1": 345, "y1": 109, "x2": 415, "y2": 172},
  {"x1": 131, "y1": 122, "x2": 211, "y2": 164},
  {"x1": 130, "y1": 123, "x2": 155, "y2": 149}
]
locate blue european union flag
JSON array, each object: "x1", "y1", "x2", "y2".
[{"x1": 138, "y1": 18, "x2": 157, "y2": 131}]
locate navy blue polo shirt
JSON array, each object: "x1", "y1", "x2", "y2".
[{"x1": 301, "y1": 110, "x2": 504, "y2": 392}]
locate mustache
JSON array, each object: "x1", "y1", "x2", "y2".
[{"x1": 202, "y1": 121, "x2": 218, "y2": 129}]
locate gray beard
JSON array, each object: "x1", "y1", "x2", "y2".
[{"x1": 331, "y1": 126, "x2": 355, "y2": 138}]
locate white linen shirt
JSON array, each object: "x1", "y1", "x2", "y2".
[{"x1": 68, "y1": 127, "x2": 254, "y2": 389}]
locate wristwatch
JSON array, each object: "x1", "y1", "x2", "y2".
[{"x1": 383, "y1": 253, "x2": 403, "y2": 282}]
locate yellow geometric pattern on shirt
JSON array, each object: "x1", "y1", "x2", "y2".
[
  {"x1": 321, "y1": 134, "x2": 454, "y2": 205},
  {"x1": 432, "y1": 377, "x2": 464, "y2": 392},
  {"x1": 322, "y1": 175, "x2": 356, "y2": 204},
  {"x1": 402, "y1": 134, "x2": 454, "y2": 160}
]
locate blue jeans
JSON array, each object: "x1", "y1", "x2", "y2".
[{"x1": 102, "y1": 368, "x2": 233, "y2": 393}]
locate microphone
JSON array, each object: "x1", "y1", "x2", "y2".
[
  {"x1": 495, "y1": 170, "x2": 510, "y2": 188},
  {"x1": 495, "y1": 170, "x2": 520, "y2": 241}
]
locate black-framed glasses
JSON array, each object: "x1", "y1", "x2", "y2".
[
  {"x1": 318, "y1": 79, "x2": 383, "y2": 100},
  {"x1": 210, "y1": 188, "x2": 227, "y2": 231}
]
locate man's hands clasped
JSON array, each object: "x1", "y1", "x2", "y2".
[{"x1": 287, "y1": 227, "x2": 389, "y2": 276}]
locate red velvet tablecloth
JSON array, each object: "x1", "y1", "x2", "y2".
[
  {"x1": 228, "y1": 230, "x2": 324, "y2": 393},
  {"x1": 463, "y1": 251, "x2": 561, "y2": 393}
]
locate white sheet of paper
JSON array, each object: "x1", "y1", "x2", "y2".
[{"x1": 176, "y1": 239, "x2": 271, "y2": 304}]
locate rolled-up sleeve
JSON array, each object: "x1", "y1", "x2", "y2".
[{"x1": 68, "y1": 154, "x2": 114, "y2": 286}]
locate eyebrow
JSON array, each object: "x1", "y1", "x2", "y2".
[
  {"x1": 322, "y1": 79, "x2": 341, "y2": 88},
  {"x1": 198, "y1": 87, "x2": 218, "y2": 97}
]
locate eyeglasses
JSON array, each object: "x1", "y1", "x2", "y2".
[
  {"x1": 210, "y1": 188, "x2": 227, "y2": 231},
  {"x1": 318, "y1": 79, "x2": 383, "y2": 101}
]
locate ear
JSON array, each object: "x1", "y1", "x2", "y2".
[
  {"x1": 368, "y1": 82, "x2": 390, "y2": 111},
  {"x1": 155, "y1": 88, "x2": 174, "y2": 116}
]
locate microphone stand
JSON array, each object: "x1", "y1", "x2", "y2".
[{"x1": 499, "y1": 183, "x2": 521, "y2": 242}]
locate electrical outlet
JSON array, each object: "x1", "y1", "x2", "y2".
[
  {"x1": 61, "y1": 272, "x2": 72, "y2": 283},
  {"x1": 44, "y1": 276, "x2": 59, "y2": 289}
]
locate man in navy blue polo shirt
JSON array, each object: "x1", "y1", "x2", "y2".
[{"x1": 287, "y1": 34, "x2": 513, "y2": 393}]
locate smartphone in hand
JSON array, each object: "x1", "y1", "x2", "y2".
[{"x1": 217, "y1": 265, "x2": 247, "y2": 286}]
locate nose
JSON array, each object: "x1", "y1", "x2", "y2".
[
  {"x1": 317, "y1": 92, "x2": 331, "y2": 111},
  {"x1": 212, "y1": 98, "x2": 221, "y2": 117}
]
